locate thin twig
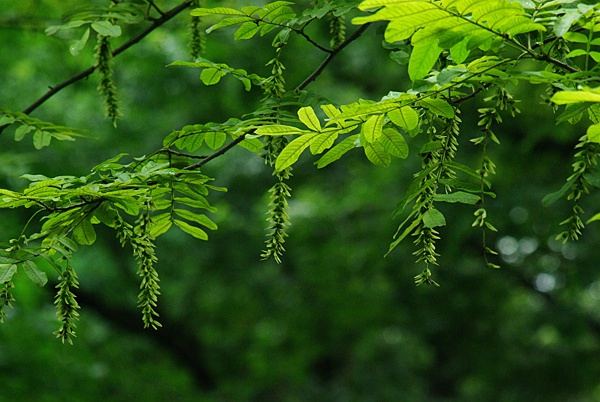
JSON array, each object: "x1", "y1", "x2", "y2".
[
  {"x1": 183, "y1": 135, "x2": 247, "y2": 170},
  {"x1": 295, "y1": 23, "x2": 372, "y2": 92}
]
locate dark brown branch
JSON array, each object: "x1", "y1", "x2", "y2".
[
  {"x1": 295, "y1": 23, "x2": 372, "y2": 92},
  {"x1": 0, "y1": 1, "x2": 192, "y2": 136}
]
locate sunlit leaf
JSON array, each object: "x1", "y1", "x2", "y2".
[
  {"x1": 316, "y1": 134, "x2": 359, "y2": 168},
  {"x1": 379, "y1": 128, "x2": 408, "y2": 158},
  {"x1": 298, "y1": 106, "x2": 321, "y2": 131},
  {"x1": 587, "y1": 124, "x2": 600, "y2": 143},
  {"x1": 255, "y1": 125, "x2": 305, "y2": 136},
  {"x1": 190, "y1": 7, "x2": 245, "y2": 16},
  {"x1": 551, "y1": 88, "x2": 600, "y2": 104},
  {"x1": 388, "y1": 106, "x2": 419, "y2": 131},
  {"x1": 420, "y1": 98, "x2": 454, "y2": 118},
  {"x1": 409, "y1": 40, "x2": 443, "y2": 81},
  {"x1": 364, "y1": 141, "x2": 391, "y2": 167},
  {"x1": 200, "y1": 68, "x2": 226, "y2": 86},
  {"x1": 275, "y1": 134, "x2": 319, "y2": 171},
  {"x1": 362, "y1": 114, "x2": 385, "y2": 143}
]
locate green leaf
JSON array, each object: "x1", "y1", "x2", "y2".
[
  {"x1": 275, "y1": 134, "x2": 319, "y2": 171},
  {"x1": 422, "y1": 208, "x2": 446, "y2": 228},
  {"x1": 565, "y1": 49, "x2": 587, "y2": 59},
  {"x1": 0, "y1": 264, "x2": 17, "y2": 284},
  {"x1": 587, "y1": 212, "x2": 600, "y2": 224},
  {"x1": 23, "y1": 261, "x2": 48, "y2": 287},
  {"x1": 174, "y1": 209, "x2": 218, "y2": 230},
  {"x1": 205, "y1": 131, "x2": 226, "y2": 149},
  {"x1": 206, "y1": 17, "x2": 254, "y2": 34},
  {"x1": 364, "y1": 141, "x2": 391, "y2": 167},
  {"x1": 33, "y1": 130, "x2": 52, "y2": 150},
  {"x1": 450, "y1": 39, "x2": 470, "y2": 64},
  {"x1": 73, "y1": 217, "x2": 97, "y2": 246},
  {"x1": 388, "y1": 106, "x2": 419, "y2": 131},
  {"x1": 174, "y1": 197, "x2": 216, "y2": 212},
  {"x1": 563, "y1": 32, "x2": 588, "y2": 44},
  {"x1": 255, "y1": 125, "x2": 305, "y2": 136},
  {"x1": 316, "y1": 134, "x2": 359, "y2": 168},
  {"x1": 587, "y1": 124, "x2": 600, "y2": 143},
  {"x1": 181, "y1": 132, "x2": 206, "y2": 152},
  {"x1": 92, "y1": 152, "x2": 129, "y2": 171},
  {"x1": 238, "y1": 137, "x2": 264, "y2": 152},
  {"x1": 379, "y1": 128, "x2": 408, "y2": 158},
  {"x1": 554, "y1": 11, "x2": 581, "y2": 37},
  {"x1": 91, "y1": 21, "x2": 122, "y2": 37},
  {"x1": 387, "y1": 215, "x2": 422, "y2": 255},
  {"x1": 321, "y1": 104, "x2": 341, "y2": 119},
  {"x1": 174, "y1": 219, "x2": 209, "y2": 240},
  {"x1": 150, "y1": 212, "x2": 173, "y2": 237},
  {"x1": 590, "y1": 52, "x2": 600, "y2": 63},
  {"x1": 542, "y1": 178, "x2": 576, "y2": 207},
  {"x1": 309, "y1": 131, "x2": 338, "y2": 155},
  {"x1": 551, "y1": 88, "x2": 600, "y2": 104},
  {"x1": 69, "y1": 28, "x2": 90, "y2": 56},
  {"x1": 45, "y1": 20, "x2": 88, "y2": 36},
  {"x1": 434, "y1": 192, "x2": 481, "y2": 204},
  {"x1": 15, "y1": 124, "x2": 34, "y2": 141},
  {"x1": 234, "y1": 22, "x2": 262, "y2": 40},
  {"x1": 200, "y1": 68, "x2": 226, "y2": 86},
  {"x1": 556, "y1": 102, "x2": 589, "y2": 125},
  {"x1": 298, "y1": 106, "x2": 321, "y2": 131},
  {"x1": 408, "y1": 40, "x2": 443, "y2": 81},
  {"x1": 362, "y1": 114, "x2": 385, "y2": 143},
  {"x1": 190, "y1": 7, "x2": 245, "y2": 17},
  {"x1": 420, "y1": 98, "x2": 454, "y2": 118},
  {"x1": 0, "y1": 250, "x2": 20, "y2": 265},
  {"x1": 0, "y1": 114, "x2": 15, "y2": 125},
  {"x1": 419, "y1": 141, "x2": 443, "y2": 154}
]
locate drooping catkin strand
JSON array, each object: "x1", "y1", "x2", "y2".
[{"x1": 94, "y1": 34, "x2": 122, "y2": 126}]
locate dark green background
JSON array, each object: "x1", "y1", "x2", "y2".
[{"x1": 1, "y1": 1, "x2": 599, "y2": 401}]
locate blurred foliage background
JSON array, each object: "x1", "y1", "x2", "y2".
[{"x1": 1, "y1": 0, "x2": 600, "y2": 401}]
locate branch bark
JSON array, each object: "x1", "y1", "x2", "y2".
[{"x1": 295, "y1": 23, "x2": 372, "y2": 92}]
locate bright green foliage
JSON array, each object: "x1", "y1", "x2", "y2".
[
  {"x1": 0, "y1": 112, "x2": 86, "y2": 149},
  {"x1": 353, "y1": 0, "x2": 545, "y2": 80},
  {"x1": 3, "y1": 0, "x2": 600, "y2": 336},
  {"x1": 169, "y1": 59, "x2": 265, "y2": 91},
  {"x1": 191, "y1": 1, "x2": 296, "y2": 39}
]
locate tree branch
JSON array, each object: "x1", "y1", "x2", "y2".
[
  {"x1": 0, "y1": 1, "x2": 192, "y2": 135},
  {"x1": 295, "y1": 23, "x2": 372, "y2": 92},
  {"x1": 183, "y1": 134, "x2": 247, "y2": 170}
]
